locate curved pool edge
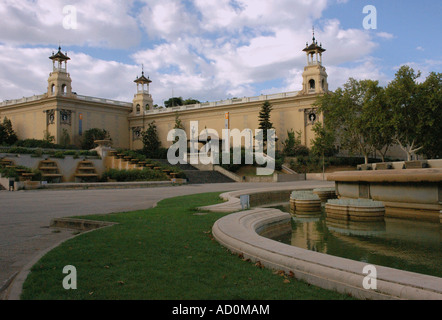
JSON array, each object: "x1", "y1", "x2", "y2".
[{"x1": 205, "y1": 188, "x2": 442, "y2": 300}]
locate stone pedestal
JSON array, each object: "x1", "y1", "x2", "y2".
[{"x1": 93, "y1": 140, "x2": 113, "y2": 159}]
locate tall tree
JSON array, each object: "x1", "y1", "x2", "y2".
[
  {"x1": 386, "y1": 66, "x2": 429, "y2": 161},
  {"x1": 142, "y1": 121, "x2": 161, "y2": 157},
  {"x1": 0, "y1": 117, "x2": 18, "y2": 146},
  {"x1": 258, "y1": 100, "x2": 274, "y2": 143},
  {"x1": 310, "y1": 122, "x2": 336, "y2": 158},
  {"x1": 315, "y1": 78, "x2": 385, "y2": 164},
  {"x1": 362, "y1": 83, "x2": 394, "y2": 161},
  {"x1": 415, "y1": 71, "x2": 442, "y2": 159}
]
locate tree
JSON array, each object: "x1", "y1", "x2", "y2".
[
  {"x1": 60, "y1": 128, "x2": 71, "y2": 148},
  {"x1": 183, "y1": 98, "x2": 200, "y2": 105},
  {"x1": 386, "y1": 66, "x2": 432, "y2": 161},
  {"x1": 43, "y1": 130, "x2": 55, "y2": 144},
  {"x1": 310, "y1": 122, "x2": 336, "y2": 157},
  {"x1": 315, "y1": 78, "x2": 385, "y2": 164},
  {"x1": 81, "y1": 128, "x2": 110, "y2": 150},
  {"x1": 174, "y1": 112, "x2": 185, "y2": 131},
  {"x1": 258, "y1": 100, "x2": 274, "y2": 143},
  {"x1": 165, "y1": 97, "x2": 184, "y2": 108},
  {"x1": 283, "y1": 129, "x2": 310, "y2": 157},
  {"x1": 0, "y1": 117, "x2": 18, "y2": 146},
  {"x1": 142, "y1": 121, "x2": 161, "y2": 157},
  {"x1": 362, "y1": 83, "x2": 394, "y2": 162},
  {"x1": 173, "y1": 112, "x2": 185, "y2": 143},
  {"x1": 415, "y1": 72, "x2": 442, "y2": 159}
]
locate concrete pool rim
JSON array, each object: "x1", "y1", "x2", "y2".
[{"x1": 203, "y1": 186, "x2": 442, "y2": 300}]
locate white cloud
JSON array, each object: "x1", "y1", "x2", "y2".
[
  {"x1": 376, "y1": 32, "x2": 395, "y2": 40},
  {"x1": 0, "y1": 0, "x2": 141, "y2": 48},
  {"x1": 0, "y1": 45, "x2": 138, "y2": 102},
  {"x1": 327, "y1": 58, "x2": 390, "y2": 89},
  {"x1": 0, "y1": 0, "x2": 407, "y2": 106}
]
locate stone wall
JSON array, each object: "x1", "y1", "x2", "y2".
[{"x1": 0, "y1": 153, "x2": 105, "y2": 183}]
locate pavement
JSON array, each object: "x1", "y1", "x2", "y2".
[{"x1": 0, "y1": 180, "x2": 333, "y2": 300}]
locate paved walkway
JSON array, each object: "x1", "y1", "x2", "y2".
[{"x1": 0, "y1": 180, "x2": 333, "y2": 299}]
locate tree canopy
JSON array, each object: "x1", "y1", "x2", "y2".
[
  {"x1": 0, "y1": 117, "x2": 18, "y2": 146},
  {"x1": 81, "y1": 128, "x2": 111, "y2": 150},
  {"x1": 165, "y1": 97, "x2": 200, "y2": 108},
  {"x1": 314, "y1": 67, "x2": 441, "y2": 161},
  {"x1": 315, "y1": 78, "x2": 387, "y2": 164},
  {"x1": 387, "y1": 66, "x2": 441, "y2": 160},
  {"x1": 258, "y1": 100, "x2": 274, "y2": 143},
  {"x1": 142, "y1": 121, "x2": 161, "y2": 157}
]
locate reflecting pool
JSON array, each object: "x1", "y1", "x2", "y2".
[{"x1": 268, "y1": 204, "x2": 442, "y2": 278}]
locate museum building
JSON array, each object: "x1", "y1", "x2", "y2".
[{"x1": 0, "y1": 35, "x2": 329, "y2": 151}]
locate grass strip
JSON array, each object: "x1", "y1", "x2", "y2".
[{"x1": 21, "y1": 192, "x2": 354, "y2": 300}]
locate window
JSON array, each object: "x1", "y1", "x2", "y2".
[
  {"x1": 51, "y1": 84, "x2": 55, "y2": 95},
  {"x1": 136, "y1": 104, "x2": 140, "y2": 114},
  {"x1": 61, "y1": 84, "x2": 67, "y2": 95},
  {"x1": 309, "y1": 79, "x2": 316, "y2": 90}
]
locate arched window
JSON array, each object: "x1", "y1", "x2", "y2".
[
  {"x1": 136, "y1": 104, "x2": 141, "y2": 114},
  {"x1": 322, "y1": 79, "x2": 325, "y2": 89},
  {"x1": 51, "y1": 84, "x2": 55, "y2": 95},
  {"x1": 309, "y1": 79, "x2": 316, "y2": 90},
  {"x1": 61, "y1": 84, "x2": 67, "y2": 95},
  {"x1": 146, "y1": 104, "x2": 150, "y2": 111}
]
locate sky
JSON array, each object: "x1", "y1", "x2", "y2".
[{"x1": 0, "y1": 0, "x2": 440, "y2": 106}]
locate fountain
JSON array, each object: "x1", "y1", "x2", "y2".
[{"x1": 328, "y1": 166, "x2": 442, "y2": 223}]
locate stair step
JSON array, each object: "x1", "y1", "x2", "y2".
[{"x1": 183, "y1": 170, "x2": 235, "y2": 184}]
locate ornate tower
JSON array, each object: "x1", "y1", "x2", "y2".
[
  {"x1": 47, "y1": 46, "x2": 73, "y2": 97},
  {"x1": 301, "y1": 29, "x2": 328, "y2": 95},
  {"x1": 132, "y1": 69, "x2": 153, "y2": 115}
]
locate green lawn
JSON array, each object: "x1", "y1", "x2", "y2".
[{"x1": 21, "y1": 192, "x2": 354, "y2": 300}]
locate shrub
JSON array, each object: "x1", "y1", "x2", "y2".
[
  {"x1": 103, "y1": 168, "x2": 168, "y2": 182},
  {"x1": 81, "y1": 128, "x2": 111, "y2": 150},
  {"x1": 32, "y1": 148, "x2": 43, "y2": 158},
  {"x1": 53, "y1": 151, "x2": 65, "y2": 159}
]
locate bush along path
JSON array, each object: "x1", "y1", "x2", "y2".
[{"x1": 20, "y1": 192, "x2": 353, "y2": 300}]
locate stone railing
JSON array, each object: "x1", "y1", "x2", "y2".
[
  {"x1": 76, "y1": 95, "x2": 132, "y2": 107},
  {"x1": 0, "y1": 95, "x2": 46, "y2": 107},
  {"x1": 0, "y1": 93, "x2": 133, "y2": 108},
  {"x1": 143, "y1": 91, "x2": 300, "y2": 116}
]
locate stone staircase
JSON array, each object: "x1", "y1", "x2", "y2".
[
  {"x1": 152, "y1": 159, "x2": 235, "y2": 184},
  {"x1": 182, "y1": 170, "x2": 235, "y2": 184},
  {"x1": 38, "y1": 160, "x2": 63, "y2": 183},
  {"x1": 75, "y1": 160, "x2": 99, "y2": 182}
]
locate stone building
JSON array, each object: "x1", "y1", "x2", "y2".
[{"x1": 0, "y1": 36, "x2": 329, "y2": 151}]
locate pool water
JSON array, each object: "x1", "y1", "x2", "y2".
[{"x1": 268, "y1": 204, "x2": 442, "y2": 278}]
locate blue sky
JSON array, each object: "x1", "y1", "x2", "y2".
[{"x1": 0, "y1": 0, "x2": 440, "y2": 105}]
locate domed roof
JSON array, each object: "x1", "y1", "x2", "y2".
[{"x1": 49, "y1": 46, "x2": 71, "y2": 62}]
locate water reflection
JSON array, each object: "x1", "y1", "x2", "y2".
[{"x1": 269, "y1": 204, "x2": 442, "y2": 278}]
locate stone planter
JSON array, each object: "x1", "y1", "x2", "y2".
[
  {"x1": 290, "y1": 191, "x2": 321, "y2": 216},
  {"x1": 313, "y1": 187, "x2": 337, "y2": 203},
  {"x1": 325, "y1": 199, "x2": 385, "y2": 222}
]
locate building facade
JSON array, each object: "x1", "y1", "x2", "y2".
[{"x1": 0, "y1": 37, "x2": 328, "y2": 151}]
